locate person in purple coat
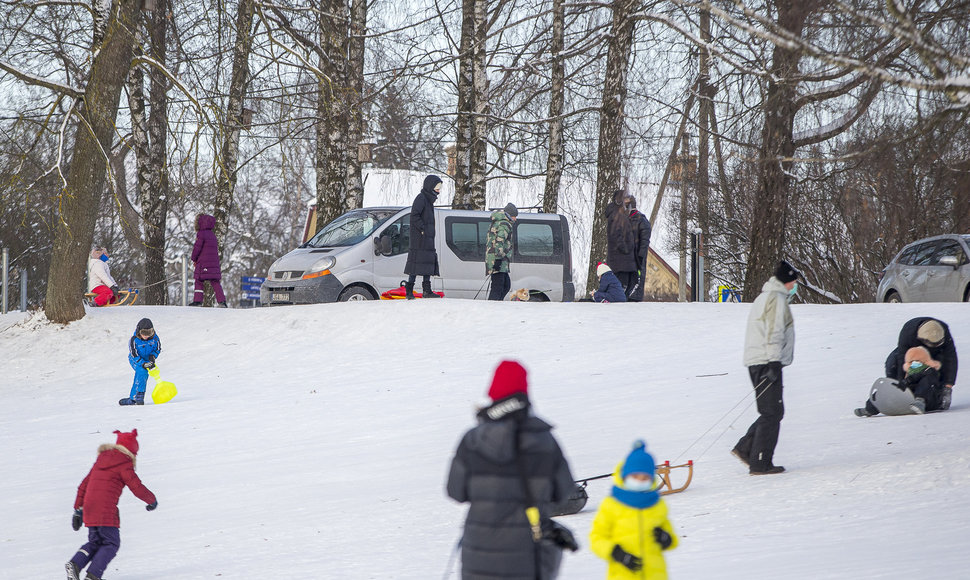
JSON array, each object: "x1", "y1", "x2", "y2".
[{"x1": 190, "y1": 214, "x2": 227, "y2": 307}]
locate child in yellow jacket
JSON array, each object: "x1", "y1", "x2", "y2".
[{"x1": 590, "y1": 440, "x2": 678, "y2": 579}]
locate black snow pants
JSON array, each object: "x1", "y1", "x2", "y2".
[{"x1": 734, "y1": 362, "x2": 785, "y2": 472}]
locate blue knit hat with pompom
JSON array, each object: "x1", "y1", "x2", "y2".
[{"x1": 621, "y1": 440, "x2": 656, "y2": 479}]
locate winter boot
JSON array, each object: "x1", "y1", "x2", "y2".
[
  {"x1": 84, "y1": 573, "x2": 102, "y2": 580},
  {"x1": 65, "y1": 561, "x2": 80, "y2": 580},
  {"x1": 134, "y1": 391, "x2": 146, "y2": 405},
  {"x1": 910, "y1": 397, "x2": 926, "y2": 415},
  {"x1": 119, "y1": 397, "x2": 137, "y2": 406},
  {"x1": 188, "y1": 301, "x2": 202, "y2": 306},
  {"x1": 854, "y1": 406, "x2": 876, "y2": 417},
  {"x1": 749, "y1": 465, "x2": 785, "y2": 476},
  {"x1": 404, "y1": 282, "x2": 415, "y2": 300},
  {"x1": 422, "y1": 280, "x2": 440, "y2": 298},
  {"x1": 217, "y1": 301, "x2": 228, "y2": 308}
]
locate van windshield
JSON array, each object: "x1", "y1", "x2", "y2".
[{"x1": 304, "y1": 209, "x2": 398, "y2": 248}]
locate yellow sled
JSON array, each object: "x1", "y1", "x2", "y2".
[{"x1": 148, "y1": 366, "x2": 178, "y2": 404}]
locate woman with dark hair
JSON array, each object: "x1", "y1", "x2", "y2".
[
  {"x1": 605, "y1": 190, "x2": 638, "y2": 294},
  {"x1": 403, "y1": 175, "x2": 443, "y2": 299}
]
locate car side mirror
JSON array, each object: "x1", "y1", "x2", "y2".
[{"x1": 939, "y1": 255, "x2": 959, "y2": 268}]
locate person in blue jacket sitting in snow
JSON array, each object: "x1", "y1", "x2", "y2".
[
  {"x1": 120, "y1": 318, "x2": 161, "y2": 406},
  {"x1": 590, "y1": 263, "x2": 628, "y2": 303}
]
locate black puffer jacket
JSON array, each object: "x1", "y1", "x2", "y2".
[
  {"x1": 404, "y1": 175, "x2": 441, "y2": 276},
  {"x1": 447, "y1": 395, "x2": 575, "y2": 580},
  {"x1": 884, "y1": 317, "x2": 958, "y2": 385}
]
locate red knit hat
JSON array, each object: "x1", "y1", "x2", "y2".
[
  {"x1": 488, "y1": 360, "x2": 528, "y2": 401},
  {"x1": 114, "y1": 429, "x2": 139, "y2": 455}
]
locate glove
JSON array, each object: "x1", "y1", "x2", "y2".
[
  {"x1": 72, "y1": 508, "x2": 82, "y2": 531},
  {"x1": 493, "y1": 258, "x2": 503, "y2": 270},
  {"x1": 146, "y1": 501, "x2": 158, "y2": 511},
  {"x1": 143, "y1": 360, "x2": 155, "y2": 370},
  {"x1": 110, "y1": 285, "x2": 119, "y2": 298},
  {"x1": 611, "y1": 545, "x2": 642, "y2": 572},
  {"x1": 940, "y1": 387, "x2": 952, "y2": 411},
  {"x1": 545, "y1": 522, "x2": 579, "y2": 552},
  {"x1": 654, "y1": 526, "x2": 673, "y2": 550}
]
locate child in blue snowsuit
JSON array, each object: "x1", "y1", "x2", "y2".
[
  {"x1": 591, "y1": 263, "x2": 628, "y2": 303},
  {"x1": 120, "y1": 318, "x2": 161, "y2": 406}
]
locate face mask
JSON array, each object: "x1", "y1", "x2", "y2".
[
  {"x1": 100, "y1": 254, "x2": 109, "y2": 262},
  {"x1": 786, "y1": 282, "x2": 798, "y2": 303},
  {"x1": 623, "y1": 475, "x2": 654, "y2": 492}
]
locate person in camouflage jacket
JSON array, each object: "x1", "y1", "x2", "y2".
[{"x1": 485, "y1": 203, "x2": 518, "y2": 300}]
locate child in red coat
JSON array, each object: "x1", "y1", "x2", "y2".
[{"x1": 66, "y1": 429, "x2": 157, "y2": 580}]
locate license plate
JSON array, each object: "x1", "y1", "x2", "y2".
[{"x1": 272, "y1": 292, "x2": 290, "y2": 302}]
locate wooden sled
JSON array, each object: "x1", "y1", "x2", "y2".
[
  {"x1": 656, "y1": 460, "x2": 693, "y2": 495},
  {"x1": 85, "y1": 289, "x2": 139, "y2": 307}
]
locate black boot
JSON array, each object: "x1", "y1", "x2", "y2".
[
  {"x1": 404, "y1": 282, "x2": 415, "y2": 300},
  {"x1": 422, "y1": 280, "x2": 440, "y2": 298}
]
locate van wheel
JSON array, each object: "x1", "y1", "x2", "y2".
[
  {"x1": 338, "y1": 287, "x2": 374, "y2": 302},
  {"x1": 885, "y1": 291, "x2": 902, "y2": 303}
]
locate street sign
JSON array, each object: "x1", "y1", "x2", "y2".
[{"x1": 241, "y1": 276, "x2": 265, "y2": 300}]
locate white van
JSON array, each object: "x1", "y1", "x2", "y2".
[{"x1": 260, "y1": 206, "x2": 575, "y2": 304}]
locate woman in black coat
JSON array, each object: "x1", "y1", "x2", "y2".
[
  {"x1": 404, "y1": 175, "x2": 443, "y2": 298},
  {"x1": 447, "y1": 361, "x2": 576, "y2": 580},
  {"x1": 605, "y1": 190, "x2": 638, "y2": 294}
]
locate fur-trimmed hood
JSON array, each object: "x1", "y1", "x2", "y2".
[{"x1": 97, "y1": 443, "x2": 137, "y2": 469}]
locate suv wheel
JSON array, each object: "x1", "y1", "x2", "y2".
[
  {"x1": 886, "y1": 291, "x2": 902, "y2": 303},
  {"x1": 964, "y1": 286, "x2": 970, "y2": 303},
  {"x1": 338, "y1": 287, "x2": 374, "y2": 302}
]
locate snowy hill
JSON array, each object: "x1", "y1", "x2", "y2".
[{"x1": 2, "y1": 300, "x2": 969, "y2": 579}]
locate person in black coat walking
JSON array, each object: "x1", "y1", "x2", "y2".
[
  {"x1": 605, "y1": 190, "x2": 638, "y2": 294},
  {"x1": 404, "y1": 175, "x2": 443, "y2": 299},
  {"x1": 627, "y1": 197, "x2": 652, "y2": 302},
  {"x1": 447, "y1": 360, "x2": 576, "y2": 580}
]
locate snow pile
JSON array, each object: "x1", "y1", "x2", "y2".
[{"x1": 1, "y1": 300, "x2": 968, "y2": 578}]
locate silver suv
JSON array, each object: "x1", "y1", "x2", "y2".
[{"x1": 876, "y1": 234, "x2": 970, "y2": 302}]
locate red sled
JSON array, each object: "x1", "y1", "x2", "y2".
[{"x1": 380, "y1": 285, "x2": 445, "y2": 300}]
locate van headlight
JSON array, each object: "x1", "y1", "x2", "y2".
[{"x1": 303, "y1": 256, "x2": 336, "y2": 280}]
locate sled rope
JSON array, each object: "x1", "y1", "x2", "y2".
[{"x1": 673, "y1": 374, "x2": 771, "y2": 463}]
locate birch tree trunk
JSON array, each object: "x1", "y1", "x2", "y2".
[
  {"x1": 314, "y1": 0, "x2": 351, "y2": 232},
  {"x1": 344, "y1": 0, "x2": 367, "y2": 210},
  {"x1": 587, "y1": 0, "x2": 637, "y2": 290},
  {"x1": 741, "y1": 0, "x2": 814, "y2": 301},
  {"x1": 142, "y1": 0, "x2": 170, "y2": 305},
  {"x1": 452, "y1": 0, "x2": 477, "y2": 209},
  {"x1": 468, "y1": 0, "x2": 488, "y2": 209},
  {"x1": 45, "y1": 0, "x2": 139, "y2": 323},
  {"x1": 542, "y1": 0, "x2": 565, "y2": 214},
  {"x1": 214, "y1": 0, "x2": 255, "y2": 245},
  {"x1": 696, "y1": 7, "x2": 712, "y2": 300}
]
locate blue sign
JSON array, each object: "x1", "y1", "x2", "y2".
[{"x1": 241, "y1": 276, "x2": 265, "y2": 300}]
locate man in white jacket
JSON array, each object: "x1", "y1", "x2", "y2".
[
  {"x1": 87, "y1": 248, "x2": 119, "y2": 306},
  {"x1": 732, "y1": 260, "x2": 799, "y2": 475}
]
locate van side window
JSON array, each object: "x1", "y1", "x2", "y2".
[
  {"x1": 514, "y1": 219, "x2": 563, "y2": 265},
  {"x1": 447, "y1": 218, "x2": 490, "y2": 260},
  {"x1": 516, "y1": 223, "x2": 554, "y2": 257},
  {"x1": 381, "y1": 214, "x2": 411, "y2": 257}
]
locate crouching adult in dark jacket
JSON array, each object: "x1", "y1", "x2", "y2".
[
  {"x1": 884, "y1": 317, "x2": 957, "y2": 411},
  {"x1": 447, "y1": 360, "x2": 577, "y2": 580}
]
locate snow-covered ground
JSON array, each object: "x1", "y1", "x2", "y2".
[{"x1": 2, "y1": 300, "x2": 969, "y2": 579}]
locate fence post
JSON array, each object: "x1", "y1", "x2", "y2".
[
  {"x1": 181, "y1": 254, "x2": 188, "y2": 306},
  {"x1": 2, "y1": 247, "x2": 8, "y2": 314},
  {"x1": 20, "y1": 268, "x2": 27, "y2": 312}
]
